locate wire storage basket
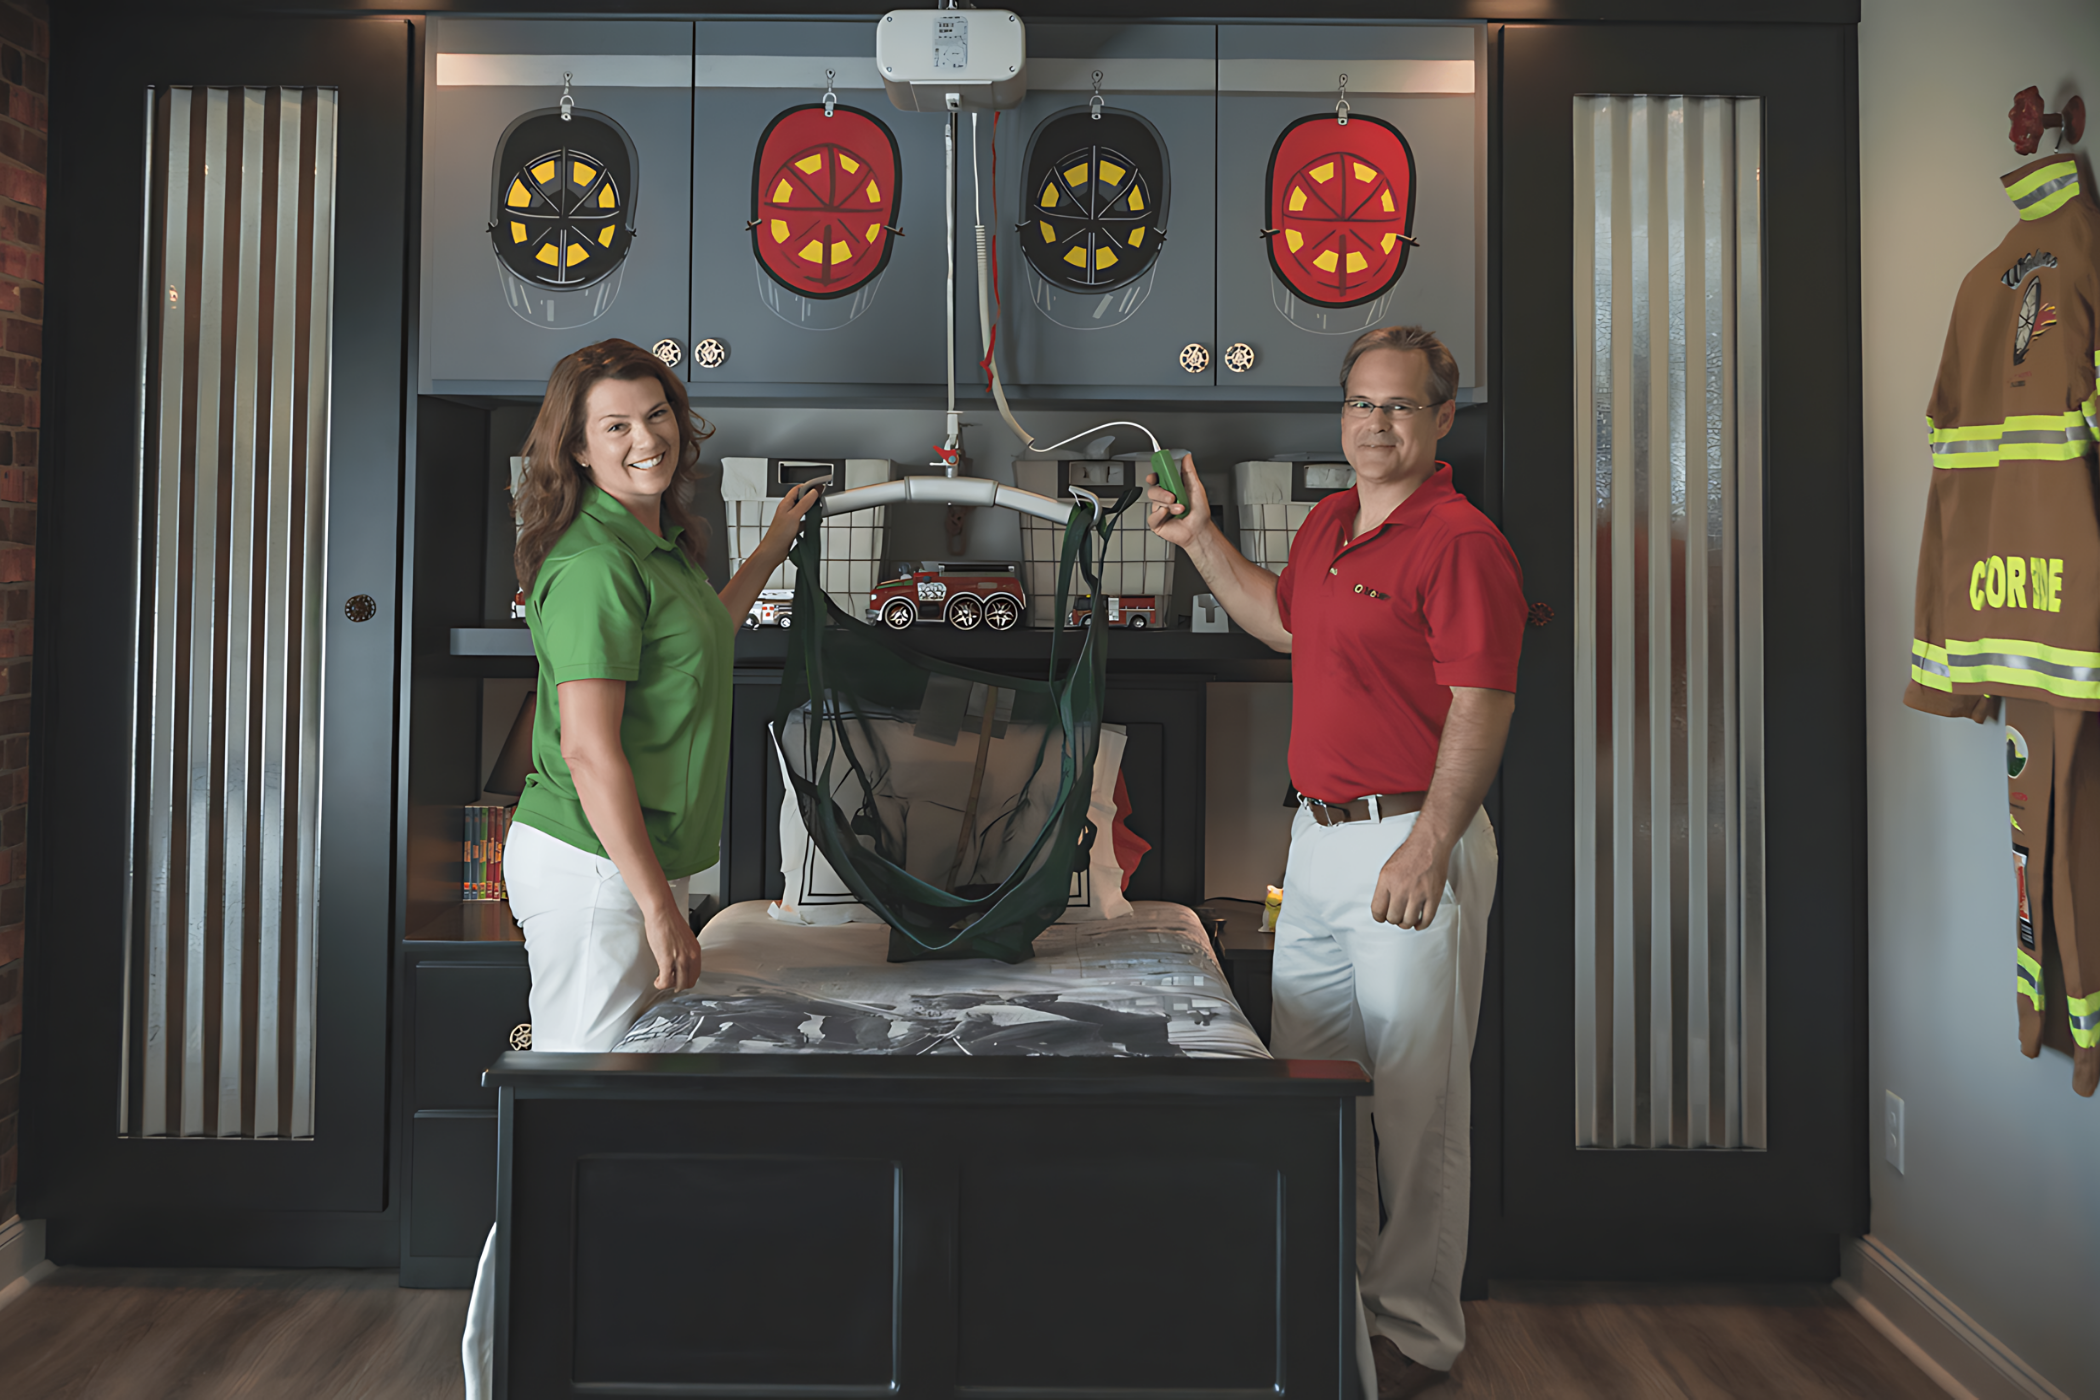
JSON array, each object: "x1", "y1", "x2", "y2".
[
  {"x1": 1232, "y1": 456, "x2": 1357, "y2": 574},
  {"x1": 1014, "y1": 454, "x2": 1180, "y2": 626},
  {"x1": 722, "y1": 457, "x2": 899, "y2": 623}
]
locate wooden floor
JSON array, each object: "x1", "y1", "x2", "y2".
[
  {"x1": 1448, "y1": 1283, "x2": 1946, "y2": 1399},
  {"x1": 0, "y1": 1271, "x2": 1945, "y2": 1400},
  {"x1": 0, "y1": 1268, "x2": 470, "y2": 1400}
]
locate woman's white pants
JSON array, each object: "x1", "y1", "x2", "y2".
[
  {"x1": 462, "y1": 822, "x2": 691, "y2": 1400},
  {"x1": 1269, "y1": 803, "x2": 1496, "y2": 1381}
]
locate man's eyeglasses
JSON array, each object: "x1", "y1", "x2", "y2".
[{"x1": 1342, "y1": 398, "x2": 1447, "y2": 419}]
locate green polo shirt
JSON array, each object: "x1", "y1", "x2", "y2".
[{"x1": 513, "y1": 488, "x2": 734, "y2": 879}]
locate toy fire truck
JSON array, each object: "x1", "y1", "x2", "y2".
[
  {"x1": 1067, "y1": 595, "x2": 1160, "y2": 629},
  {"x1": 869, "y1": 563, "x2": 1025, "y2": 631},
  {"x1": 743, "y1": 589, "x2": 795, "y2": 629}
]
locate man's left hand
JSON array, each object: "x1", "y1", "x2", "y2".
[{"x1": 1371, "y1": 832, "x2": 1451, "y2": 929}]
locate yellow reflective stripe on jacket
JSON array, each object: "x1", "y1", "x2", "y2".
[
  {"x1": 1940, "y1": 636, "x2": 2100, "y2": 700},
  {"x1": 1910, "y1": 639, "x2": 1952, "y2": 691},
  {"x1": 2019, "y1": 949, "x2": 2046, "y2": 1012},
  {"x1": 2008, "y1": 159, "x2": 2080, "y2": 220},
  {"x1": 1927, "y1": 409, "x2": 2098, "y2": 468},
  {"x1": 2069, "y1": 989, "x2": 2100, "y2": 1049}
]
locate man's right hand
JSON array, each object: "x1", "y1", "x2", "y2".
[
  {"x1": 1145, "y1": 453, "x2": 1213, "y2": 550},
  {"x1": 1142, "y1": 452, "x2": 1291, "y2": 652}
]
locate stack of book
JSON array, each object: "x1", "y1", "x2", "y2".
[{"x1": 464, "y1": 804, "x2": 515, "y2": 901}]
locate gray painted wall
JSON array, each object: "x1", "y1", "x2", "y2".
[
  {"x1": 1206, "y1": 681, "x2": 1295, "y2": 902},
  {"x1": 1860, "y1": 3, "x2": 2100, "y2": 1394}
]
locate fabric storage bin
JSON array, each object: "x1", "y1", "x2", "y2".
[{"x1": 1232, "y1": 457, "x2": 1356, "y2": 574}]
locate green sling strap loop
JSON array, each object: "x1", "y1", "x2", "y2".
[{"x1": 772, "y1": 491, "x2": 1115, "y2": 963}]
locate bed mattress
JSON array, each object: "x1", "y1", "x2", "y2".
[{"x1": 615, "y1": 900, "x2": 1269, "y2": 1059}]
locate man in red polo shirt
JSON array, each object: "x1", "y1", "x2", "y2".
[{"x1": 1149, "y1": 326, "x2": 1523, "y2": 1399}]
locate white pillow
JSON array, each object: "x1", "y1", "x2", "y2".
[
  {"x1": 769, "y1": 723, "x2": 1131, "y2": 926},
  {"x1": 1060, "y1": 722, "x2": 1132, "y2": 922}
]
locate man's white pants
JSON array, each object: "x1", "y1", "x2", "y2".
[
  {"x1": 463, "y1": 822, "x2": 692, "y2": 1400},
  {"x1": 1269, "y1": 803, "x2": 1495, "y2": 1375}
]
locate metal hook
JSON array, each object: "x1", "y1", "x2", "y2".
[
  {"x1": 823, "y1": 69, "x2": 838, "y2": 118},
  {"x1": 560, "y1": 71, "x2": 574, "y2": 123},
  {"x1": 1335, "y1": 73, "x2": 1350, "y2": 126},
  {"x1": 1090, "y1": 69, "x2": 1104, "y2": 121}
]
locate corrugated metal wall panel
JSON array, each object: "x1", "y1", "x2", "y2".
[
  {"x1": 126, "y1": 86, "x2": 336, "y2": 1140},
  {"x1": 1572, "y1": 95, "x2": 1766, "y2": 1150}
]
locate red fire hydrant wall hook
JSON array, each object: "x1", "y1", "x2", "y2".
[{"x1": 2009, "y1": 87, "x2": 2085, "y2": 155}]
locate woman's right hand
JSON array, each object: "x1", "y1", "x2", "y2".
[
  {"x1": 1145, "y1": 453, "x2": 1214, "y2": 551},
  {"x1": 644, "y1": 897, "x2": 704, "y2": 991},
  {"x1": 753, "y1": 481, "x2": 824, "y2": 571}
]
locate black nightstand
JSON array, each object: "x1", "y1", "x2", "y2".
[{"x1": 1196, "y1": 898, "x2": 1276, "y2": 1045}]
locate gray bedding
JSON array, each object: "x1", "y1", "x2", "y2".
[{"x1": 615, "y1": 900, "x2": 1269, "y2": 1058}]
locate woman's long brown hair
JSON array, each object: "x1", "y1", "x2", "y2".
[{"x1": 513, "y1": 339, "x2": 714, "y2": 592}]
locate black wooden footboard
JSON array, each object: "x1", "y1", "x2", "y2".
[{"x1": 484, "y1": 1053, "x2": 1369, "y2": 1400}]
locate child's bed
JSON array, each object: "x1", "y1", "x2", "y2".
[{"x1": 483, "y1": 901, "x2": 1368, "y2": 1398}]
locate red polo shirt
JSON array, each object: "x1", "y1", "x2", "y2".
[{"x1": 1275, "y1": 464, "x2": 1525, "y2": 800}]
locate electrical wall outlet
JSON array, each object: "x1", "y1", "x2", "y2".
[{"x1": 1885, "y1": 1090, "x2": 1905, "y2": 1174}]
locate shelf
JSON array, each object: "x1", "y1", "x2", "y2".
[
  {"x1": 451, "y1": 626, "x2": 532, "y2": 657},
  {"x1": 1196, "y1": 898, "x2": 1276, "y2": 970},
  {"x1": 734, "y1": 624, "x2": 1289, "y2": 679},
  {"x1": 449, "y1": 624, "x2": 1289, "y2": 680},
  {"x1": 406, "y1": 901, "x2": 524, "y2": 943}
]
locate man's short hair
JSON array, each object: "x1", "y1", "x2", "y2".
[{"x1": 1338, "y1": 325, "x2": 1459, "y2": 404}]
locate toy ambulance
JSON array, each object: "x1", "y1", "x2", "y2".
[
  {"x1": 743, "y1": 589, "x2": 795, "y2": 629},
  {"x1": 1067, "y1": 595, "x2": 1160, "y2": 629}
]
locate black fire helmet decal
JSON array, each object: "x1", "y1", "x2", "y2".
[
  {"x1": 488, "y1": 107, "x2": 640, "y2": 293},
  {"x1": 1019, "y1": 107, "x2": 1170, "y2": 295}
]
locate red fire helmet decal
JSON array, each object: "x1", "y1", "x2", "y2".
[
  {"x1": 750, "y1": 104, "x2": 902, "y2": 300},
  {"x1": 1264, "y1": 113, "x2": 1417, "y2": 309}
]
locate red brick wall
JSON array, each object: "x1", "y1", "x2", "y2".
[{"x1": 0, "y1": 0, "x2": 44, "y2": 1229}]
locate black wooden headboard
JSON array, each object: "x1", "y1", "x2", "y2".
[{"x1": 719, "y1": 670, "x2": 1207, "y2": 908}]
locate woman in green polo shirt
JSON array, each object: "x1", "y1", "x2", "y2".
[
  {"x1": 504, "y1": 339, "x2": 817, "y2": 1052},
  {"x1": 465, "y1": 339, "x2": 817, "y2": 1399}
]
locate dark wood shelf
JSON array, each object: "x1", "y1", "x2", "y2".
[
  {"x1": 448, "y1": 623, "x2": 1291, "y2": 680},
  {"x1": 405, "y1": 901, "x2": 524, "y2": 943},
  {"x1": 450, "y1": 626, "x2": 532, "y2": 657},
  {"x1": 1195, "y1": 898, "x2": 1275, "y2": 1044},
  {"x1": 731, "y1": 623, "x2": 1287, "y2": 677}
]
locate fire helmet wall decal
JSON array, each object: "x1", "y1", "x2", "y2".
[
  {"x1": 1019, "y1": 108, "x2": 1170, "y2": 296},
  {"x1": 1263, "y1": 113, "x2": 1416, "y2": 310},
  {"x1": 749, "y1": 103, "x2": 903, "y2": 301},
  {"x1": 488, "y1": 108, "x2": 640, "y2": 295}
]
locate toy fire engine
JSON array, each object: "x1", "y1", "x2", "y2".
[
  {"x1": 869, "y1": 563, "x2": 1025, "y2": 631},
  {"x1": 743, "y1": 589, "x2": 795, "y2": 629},
  {"x1": 1068, "y1": 595, "x2": 1159, "y2": 629}
]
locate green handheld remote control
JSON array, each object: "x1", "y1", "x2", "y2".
[{"x1": 1149, "y1": 448, "x2": 1190, "y2": 514}]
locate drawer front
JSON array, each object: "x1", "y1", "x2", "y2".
[
  {"x1": 409, "y1": 1111, "x2": 499, "y2": 1261},
  {"x1": 412, "y1": 961, "x2": 532, "y2": 1109}
]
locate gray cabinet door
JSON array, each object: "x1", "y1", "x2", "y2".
[
  {"x1": 421, "y1": 19, "x2": 694, "y2": 394},
  {"x1": 981, "y1": 24, "x2": 1217, "y2": 394},
  {"x1": 1215, "y1": 25, "x2": 1483, "y2": 395},
  {"x1": 689, "y1": 21, "x2": 950, "y2": 389}
]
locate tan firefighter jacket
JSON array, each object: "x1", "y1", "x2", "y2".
[{"x1": 1908, "y1": 156, "x2": 2100, "y2": 714}]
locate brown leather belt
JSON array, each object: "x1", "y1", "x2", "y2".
[{"x1": 1302, "y1": 791, "x2": 1426, "y2": 826}]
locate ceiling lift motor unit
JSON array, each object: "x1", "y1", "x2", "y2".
[
  {"x1": 877, "y1": 7, "x2": 1029, "y2": 113},
  {"x1": 868, "y1": 7, "x2": 1186, "y2": 540},
  {"x1": 878, "y1": 6, "x2": 1029, "y2": 477}
]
